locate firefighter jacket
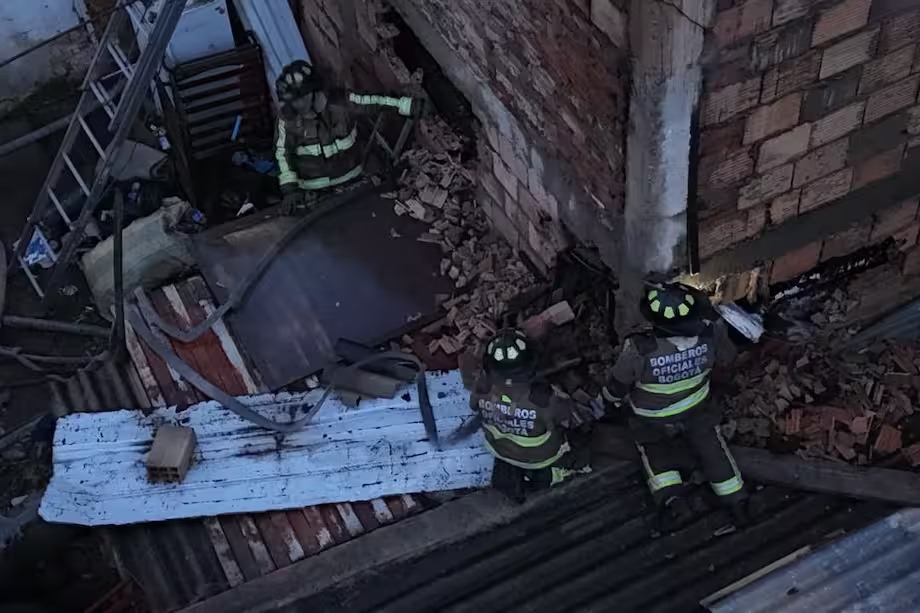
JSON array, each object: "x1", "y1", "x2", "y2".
[
  {"x1": 606, "y1": 320, "x2": 737, "y2": 420},
  {"x1": 275, "y1": 91, "x2": 416, "y2": 191},
  {"x1": 470, "y1": 375, "x2": 572, "y2": 470}
]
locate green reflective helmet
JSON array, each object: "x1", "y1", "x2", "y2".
[
  {"x1": 641, "y1": 283, "x2": 699, "y2": 323},
  {"x1": 484, "y1": 328, "x2": 534, "y2": 375}
]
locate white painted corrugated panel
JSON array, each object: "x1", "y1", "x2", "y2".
[{"x1": 40, "y1": 371, "x2": 492, "y2": 526}]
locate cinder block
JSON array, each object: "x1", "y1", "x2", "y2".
[
  {"x1": 751, "y1": 21, "x2": 814, "y2": 72},
  {"x1": 801, "y1": 67, "x2": 861, "y2": 121},
  {"x1": 810, "y1": 101, "x2": 865, "y2": 147},
  {"x1": 702, "y1": 149, "x2": 756, "y2": 188},
  {"x1": 870, "y1": 198, "x2": 919, "y2": 242},
  {"x1": 864, "y1": 76, "x2": 920, "y2": 124},
  {"x1": 848, "y1": 112, "x2": 909, "y2": 164},
  {"x1": 739, "y1": 163, "x2": 795, "y2": 209},
  {"x1": 799, "y1": 167, "x2": 853, "y2": 212},
  {"x1": 852, "y1": 144, "x2": 904, "y2": 189},
  {"x1": 702, "y1": 77, "x2": 763, "y2": 126},
  {"x1": 762, "y1": 51, "x2": 822, "y2": 103},
  {"x1": 879, "y1": 9, "x2": 920, "y2": 54},
  {"x1": 793, "y1": 138, "x2": 849, "y2": 187},
  {"x1": 714, "y1": 0, "x2": 773, "y2": 46},
  {"x1": 757, "y1": 124, "x2": 812, "y2": 172},
  {"x1": 819, "y1": 28, "x2": 879, "y2": 79},
  {"x1": 821, "y1": 224, "x2": 871, "y2": 261},
  {"x1": 811, "y1": 0, "x2": 871, "y2": 47},
  {"x1": 770, "y1": 240, "x2": 822, "y2": 283},
  {"x1": 858, "y1": 46, "x2": 915, "y2": 95},
  {"x1": 744, "y1": 94, "x2": 803, "y2": 144},
  {"x1": 773, "y1": 0, "x2": 812, "y2": 26},
  {"x1": 770, "y1": 189, "x2": 801, "y2": 225},
  {"x1": 147, "y1": 425, "x2": 196, "y2": 483},
  {"x1": 492, "y1": 151, "x2": 519, "y2": 200}
]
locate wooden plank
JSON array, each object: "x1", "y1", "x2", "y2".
[
  {"x1": 202, "y1": 518, "x2": 245, "y2": 587},
  {"x1": 268, "y1": 512, "x2": 306, "y2": 562},
  {"x1": 301, "y1": 507, "x2": 336, "y2": 549},
  {"x1": 335, "y1": 504, "x2": 366, "y2": 538},
  {"x1": 286, "y1": 510, "x2": 321, "y2": 555},
  {"x1": 123, "y1": 319, "x2": 167, "y2": 407},
  {"x1": 217, "y1": 516, "x2": 262, "y2": 581},
  {"x1": 351, "y1": 501, "x2": 381, "y2": 532},
  {"x1": 238, "y1": 515, "x2": 276, "y2": 575},
  {"x1": 319, "y1": 504, "x2": 349, "y2": 544},
  {"x1": 370, "y1": 498, "x2": 395, "y2": 524},
  {"x1": 253, "y1": 514, "x2": 292, "y2": 569}
]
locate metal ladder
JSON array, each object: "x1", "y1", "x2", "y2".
[{"x1": 13, "y1": 0, "x2": 188, "y2": 298}]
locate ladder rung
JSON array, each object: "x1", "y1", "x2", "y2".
[
  {"x1": 89, "y1": 81, "x2": 117, "y2": 119},
  {"x1": 78, "y1": 117, "x2": 106, "y2": 159},
  {"x1": 47, "y1": 189, "x2": 74, "y2": 228},
  {"x1": 106, "y1": 43, "x2": 135, "y2": 79},
  {"x1": 62, "y1": 154, "x2": 91, "y2": 196},
  {"x1": 18, "y1": 255, "x2": 45, "y2": 298}
]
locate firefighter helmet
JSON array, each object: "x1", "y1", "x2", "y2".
[
  {"x1": 640, "y1": 282, "x2": 700, "y2": 324},
  {"x1": 276, "y1": 60, "x2": 323, "y2": 103},
  {"x1": 484, "y1": 329, "x2": 534, "y2": 374}
]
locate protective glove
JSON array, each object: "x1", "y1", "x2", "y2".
[{"x1": 280, "y1": 189, "x2": 308, "y2": 216}]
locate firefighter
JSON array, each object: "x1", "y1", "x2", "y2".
[
  {"x1": 602, "y1": 282, "x2": 746, "y2": 528},
  {"x1": 274, "y1": 61, "x2": 423, "y2": 212},
  {"x1": 470, "y1": 329, "x2": 590, "y2": 496}
]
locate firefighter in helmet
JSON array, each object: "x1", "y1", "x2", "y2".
[
  {"x1": 470, "y1": 329, "x2": 591, "y2": 494},
  {"x1": 603, "y1": 282, "x2": 746, "y2": 527},
  {"x1": 274, "y1": 60, "x2": 423, "y2": 212}
]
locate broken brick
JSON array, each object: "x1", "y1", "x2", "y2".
[{"x1": 873, "y1": 424, "x2": 902, "y2": 454}]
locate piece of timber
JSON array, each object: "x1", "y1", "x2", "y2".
[{"x1": 593, "y1": 424, "x2": 920, "y2": 506}]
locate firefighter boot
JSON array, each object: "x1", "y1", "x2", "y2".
[{"x1": 652, "y1": 495, "x2": 694, "y2": 536}]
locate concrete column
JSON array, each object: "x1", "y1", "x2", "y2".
[{"x1": 616, "y1": 0, "x2": 715, "y2": 335}]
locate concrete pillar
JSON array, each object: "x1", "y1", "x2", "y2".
[{"x1": 616, "y1": 0, "x2": 715, "y2": 335}]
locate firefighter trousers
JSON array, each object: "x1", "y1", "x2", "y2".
[{"x1": 629, "y1": 402, "x2": 745, "y2": 506}]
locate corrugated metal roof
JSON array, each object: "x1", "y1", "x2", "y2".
[
  {"x1": 106, "y1": 277, "x2": 432, "y2": 611},
  {"x1": 708, "y1": 508, "x2": 920, "y2": 612},
  {"x1": 849, "y1": 295, "x2": 920, "y2": 347}
]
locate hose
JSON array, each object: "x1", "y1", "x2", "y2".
[{"x1": 127, "y1": 304, "x2": 439, "y2": 442}]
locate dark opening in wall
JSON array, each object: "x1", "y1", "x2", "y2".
[{"x1": 381, "y1": 5, "x2": 478, "y2": 161}]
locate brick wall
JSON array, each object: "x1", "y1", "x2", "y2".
[
  {"x1": 298, "y1": 0, "x2": 628, "y2": 272},
  {"x1": 697, "y1": 0, "x2": 920, "y2": 292}
]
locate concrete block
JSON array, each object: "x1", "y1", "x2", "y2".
[
  {"x1": 752, "y1": 20, "x2": 814, "y2": 71},
  {"x1": 714, "y1": 0, "x2": 773, "y2": 46},
  {"x1": 739, "y1": 163, "x2": 795, "y2": 209},
  {"x1": 799, "y1": 167, "x2": 853, "y2": 212},
  {"x1": 773, "y1": 0, "x2": 812, "y2": 26},
  {"x1": 852, "y1": 144, "x2": 905, "y2": 189},
  {"x1": 762, "y1": 51, "x2": 822, "y2": 103},
  {"x1": 879, "y1": 9, "x2": 920, "y2": 55},
  {"x1": 147, "y1": 425, "x2": 196, "y2": 483},
  {"x1": 590, "y1": 0, "x2": 627, "y2": 49},
  {"x1": 870, "y1": 198, "x2": 920, "y2": 241},
  {"x1": 819, "y1": 28, "x2": 879, "y2": 79},
  {"x1": 801, "y1": 67, "x2": 862, "y2": 121},
  {"x1": 492, "y1": 151, "x2": 519, "y2": 200},
  {"x1": 858, "y1": 46, "x2": 915, "y2": 95},
  {"x1": 702, "y1": 149, "x2": 756, "y2": 188},
  {"x1": 770, "y1": 241, "x2": 822, "y2": 283},
  {"x1": 821, "y1": 224, "x2": 871, "y2": 260},
  {"x1": 702, "y1": 77, "x2": 763, "y2": 126},
  {"x1": 744, "y1": 94, "x2": 802, "y2": 144},
  {"x1": 909, "y1": 105, "x2": 920, "y2": 136},
  {"x1": 811, "y1": 0, "x2": 871, "y2": 47},
  {"x1": 770, "y1": 189, "x2": 801, "y2": 225},
  {"x1": 864, "y1": 76, "x2": 920, "y2": 124},
  {"x1": 793, "y1": 138, "x2": 849, "y2": 187},
  {"x1": 848, "y1": 112, "x2": 909, "y2": 164},
  {"x1": 810, "y1": 100, "x2": 865, "y2": 147},
  {"x1": 757, "y1": 124, "x2": 812, "y2": 171}
]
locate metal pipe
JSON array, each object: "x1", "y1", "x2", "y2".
[{"x1": 1, "y1": 316, "x2": 110, "y2": 338}]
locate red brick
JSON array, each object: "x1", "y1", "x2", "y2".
[
  {"x1": 907, "y1": 105, "x2": 920, "y2": 136},
  {"x1": 799, "y1": 167, "x2": 853, "y2": 212},
  {"x1": 874, "y1": 424, "x2": 902, "y2": 454},
  {"x1": 793, "y1": 138, "x2": 849, "y2": 187},
  {"x1": 769, "y1": 189, "x2": 800, "y2": 225},
  {"x1": 757, "y1": 124, "x2": 812, "y2": 172},
  {"x1": 752, "y1": 20, "x2": 814, "y2": 71},
  {"x1": 702, "y1": 78, "x2": 763, "y2": 126},
  {"x1": 811, "y1": 0, "x2": 871, "y2": 47},
  {"x1": 819, "y1": 28, "x2": 879, "y2": 79},
  {"x1": 821, "y1": 224, "x2": 871, "y2": 260},
  {"x1": 773, "y1": 0, "x2": 811, "y2": 26},
  {"x1": 744, "y1": 94, "x2": 803, "y2": 144},
  {"x1": 810, "y1": 101, "x2": 865, "y2": 147},
  {"x1": 739, "y1": 163, "x2": 795, "y2": 209},
  {"x1": 714, "y1": 0, "x2": 774, "y2": 46},
  {"x1": 480, "y1": 167, "x2": 506, "y2": 208},
  {"x1": 879, "y1": 9, "x2": 920, "y2": 54},
  {"x1": 801, "y1": 67, "x2": 862, "y2": 121},
  {"x1": 904, "y1": 244, "x2": 920, "y2": 276},
  {"x1": 852, "y1": 144, "x2": 905, "y2": 190},
  {"x1": 499, "y1": 136, "x2": 529, "y2": 184},
  {"x1": 770, "y1": 240, "x2": 823, "y2": 283},
  {"x1": 893, "y1": 221, "x2": 920, "y2": 250},
  {"x1": 702, "y1": 149, "x2": 756, "y2": 188},
  {"x1": 859, "y1": 46, "x2": 915, "y2": 95},
  {"x1": 761, "y1": 51, "x2": 822, "y2": 103},
  {"x1": 590, "y1": 0, "x2": 627, "y2": 49},
  {"x1": 492, "y1": 151, "x2": 519, "y2": 200},
  {"x1": 864, "y1": 76, "x2": 920, "y2": 123},
  {"x1": 698, "y1": 208, "x2": 763, "y2": 259},
  {"x1": 700, "y1": 120, "x2": 745, "y2": 157},
  {"x1": 870, "y1": 198, "x2": 920, "y2": 241}
]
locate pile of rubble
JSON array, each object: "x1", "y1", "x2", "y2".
[
  {"x1": 386, "y1": 117, "x2": 538, "y2": 358},
  {"x1": 724, "y1": 290, "x2": 920, "y2": 467}
]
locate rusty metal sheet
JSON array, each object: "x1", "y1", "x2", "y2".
[{"x1": 191, "y1": 191, "x2": 451, "y2": 389}]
